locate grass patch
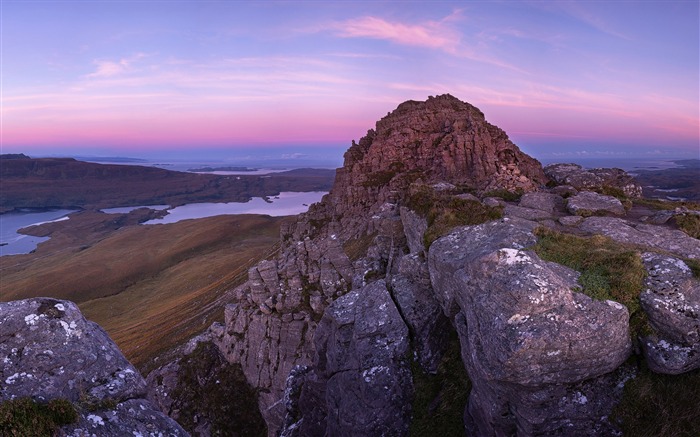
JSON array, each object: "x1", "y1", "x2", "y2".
[
  {"x1": 410, "y1": 333, "x2": 471, "y2": 436},
  {"x1": 685, "y1": 258, "x2": 700, "y2": 278},
  {"x1": 675, "y1": 214, "x2": 700, "y2": 239},
  {"x1": 633, "y1": 198, "x2": 700, "y2": 211},
  {"x1": 532, "y1": 228, "x2": 647, "y2": 334},
  {"x1": 406, "y1": 185, "x2": 502, "y2": 248},
  {"x1": 0, "y1": 398, "x2": 78, "y2": 436},
  {"x1": 482, "y1": 188, "x2": 524, "y2": 202},
  {"x1": 613, "y1": 364, "x2": 700, "y2": 437}
]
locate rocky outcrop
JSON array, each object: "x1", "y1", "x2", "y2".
[
  {"x1": 286, "y1": 281, "x2": 413, "y2": 436},
  {"x1": 579, "y1": 216, "x2": 700, "y2": 259},
  {"x1": 181, "y1": 94, "x2": 549, "y2": 435},
  {"x1": 142, "y1": 95, "x2": 698, "y2": 435},
  {"x1": 429, "y1": 219, "x2": 632, "y2": 435},
  {"x1": 639, "y1": 253, "x2": 700, "y2": 374},
  {"x1": 566, "y1": 191, "x2": 626, "y2": 216},
  {"x1": 0, "y1": 298, "x2": 187, "y2": 436},
  {"x1": 544, "y1": 163, "x2": 642, "y2": 197}
]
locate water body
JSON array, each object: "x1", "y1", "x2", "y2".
[
  {"x1": 144, "y1": 191, "x2": 327, "y2": 225},
  {"x1": 101, "y1": 205, "x2": 170, "y2": 214},
  {"x1": 0, "y1": 209, "x2": 77, "y2": 256}
]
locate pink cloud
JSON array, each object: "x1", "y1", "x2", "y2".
[
  {"x1": 85, "y1": 53, "x2": 147, "y2": 78},
  {"x1": 334, "y1": 16, "x2": 460, "y2": 52}
]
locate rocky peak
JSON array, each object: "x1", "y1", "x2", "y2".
[{"x1": 299, "y1": 94, "x2": 547, "y2": 243}]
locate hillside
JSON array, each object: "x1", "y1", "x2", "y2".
[
  {"x1": 0, "y1": 156, "x2": 335, "y2": 212},
  {"x1": 0, "y1": 211, "x2": 285, "y2": 370}
]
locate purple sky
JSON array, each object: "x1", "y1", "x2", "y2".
[{"x1": 1, "y1": 1, "x2": 698, "y2": 162}]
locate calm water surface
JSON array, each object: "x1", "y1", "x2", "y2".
[
  {"x1": 0, "y1": 209, "x2": 77, "y2": 256},
  {"x1": 143, "y1": 191, "x2": 327, "y2": 225}
]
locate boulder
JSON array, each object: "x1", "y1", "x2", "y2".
[
  {"x1": 639, "y1": 253, "x2": 700, "y2": 374},
  {"x1": 567, "y1": 191, "x2": 626, "y2": 216},
  {"x1": 429, "y1": 220, "x2": 632, "y2": 435},
  {"x1": 503, "y1": 204, "x2": 554, "y2": 221},
  {"x1": 544, "y1": 163, "x2": 642, "y2": 197},
  {"x1": 0, "y1": 298, "x2": 187, "y2": 436},
  {"x1": 518, "y1": 191, "x2": 566, "y2": 213},
  {"x1": 400, "y1": 206, "x2": 428, "y2": 255},
  {"x1": 579, "y1": 217, "x2": 700, "y2": 259}
]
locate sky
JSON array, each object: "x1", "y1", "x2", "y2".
[{"x1": 1, "y1": 0, "x2": 698, "y2": 164}]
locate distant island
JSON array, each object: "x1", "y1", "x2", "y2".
[{"x1": 188, "y1": 166, "x2": 259, "y2": 172}]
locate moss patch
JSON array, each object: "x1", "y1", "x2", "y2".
[
  {"x1": 406, "y1": 185, "x2": 502, "y2": 248},
  {"x1": 410, "y1": 333, "x2": 471, "y2": 436},
  {"x1": 170, "y1": 341, "x2": 266, "y2": 436},
  {"x1": 613, "y1": 364, "x2": 700, "y2": 437},
  {"x1": 675, "y1": 214, "x2": 700, "y2": 239},
  {"x1": 532, "y1": 228, "x2": 647, "y2": 335},
  {"x1": 0, "y1": 398, "x2": 78, "y2": 436}
]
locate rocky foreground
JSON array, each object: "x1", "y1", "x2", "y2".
[{"x1": 2, "y1": 95, "x2": 699, "y2": 436}]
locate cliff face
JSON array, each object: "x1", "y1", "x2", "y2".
[{"x1": 142, "y1": 95, "x2": 700, "y2": 436}]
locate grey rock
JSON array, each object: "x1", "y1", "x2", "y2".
[
  {"x1": 279, "y1": 365, "x2": 310, "y2": 437},
  {"x1": 518, "y1": 191, "x2": 566, "y2": 213},
  {"x1": 455, "y1": 193, "x2": 480, "y2": 202},
  {"x1": 63, "y1": 399, "x2": 188, "y2": 437},
  {"x1": 0, "y1": 298, "x2": 187, "y2": 436},
  {"x1": 550, "y1": 185, "x2": 579, "y2": 197},
  {"x1": 294, "y1": 281, "x2": 413, "y2": 437},
  {"x1": 429, "y1": 221, "x2": 632, "y2": 435},
  {"x1": 0, "y1": 298, "x2": 145, "y2": 403},
  {"x1": 544, "y1": 163, "x2": 642, "y2": 197},
  {"x1": 428, "y1": 217, "x2": 540, "y2": 317},
  {"x1": 580, "y1": 217, "x2": 700, "y2": 259},
  {"x1": 639, "y1": 253, "x2": 700, "y2": 374},
  {"x1": 482, "y1": 197, "x2": 505, "y2": 207},
  {"x1": 559, "y1": 215, "x2": 584, "y2": 226},
  {"x1": 503, "y1": 204, "x2": 553, "y2": 221},
  {"x1": 391, "y1": 254, "x2": 451, "y2": 373},
  {"x1": 400, "y1": 207, "x2": 428, "y2": 255},
  {"x1": 567, "y1": 191, "x2": 626, "y2": 216}
]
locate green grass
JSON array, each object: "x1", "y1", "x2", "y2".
[
  {"x1": 406, "y1": 185, "x2": 502, "y2": 248},
  {"x1": 0, "y1": 398, "x2": 78, "y2": 437},
  {"x1": 482, "y1": 188, "x2": 524, "y2": 202},
  {"x1": 675, "y1": 214, "x2": 700, "y2": 239},
  {"x1": 532, "y1": 228, "x2": 647, "y2": 335},
  {"x1": 410, "y1": 333, "x2": 471, "y2": 436},
  {"x1": 613, "y1": 364, "x2": 700, "y2": 437}
]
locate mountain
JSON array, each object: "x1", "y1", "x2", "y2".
[
  {"x1": 2, "y1": 95, "x2": 699, "y2": 436},
  {"x1": 0, "y1": 157, "x2": 335, "y2": 212}
]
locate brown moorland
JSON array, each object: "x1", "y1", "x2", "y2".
[{"x1": 0, "y1": 211, "x2": 285, "y2": 371}]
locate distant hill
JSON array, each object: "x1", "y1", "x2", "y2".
[
  {"x1": 633, "y1": 159, "x2": 700, "y2": 200},
  {"x1": 0, "y1": 153, "x2": 31, "y2": 160},
  {"x1": 0, "y1": 156, "x2": 335, "y2": 212}
]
